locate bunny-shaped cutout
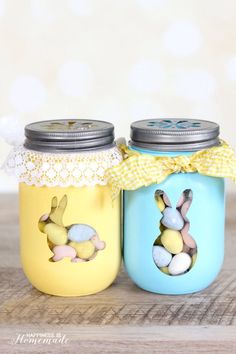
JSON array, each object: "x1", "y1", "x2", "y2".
[
  {"x1": 38, "y1": 195, "x2": 106, "y2": 263},
  {"x1": 153, "y1": 189, "x2": 197, "y2": 276}
]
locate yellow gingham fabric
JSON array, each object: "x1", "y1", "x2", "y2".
[{"x1": 105, "y1": 141, "x2": 236, "y2": 199}]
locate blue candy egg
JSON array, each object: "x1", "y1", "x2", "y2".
[
  {"x1": 68, "y1": 224, "x2": 97, "y2": 243},
  {"x1": 161, "y1": 207, "x2": 184, "y2": 230},
  {"x1": 153, "y1": 245, "x2": 172, "y2": 268}
]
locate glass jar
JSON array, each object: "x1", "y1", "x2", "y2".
[
  {"x1": 5, "y1": 119, "x2": 122, "y2": 296},
  {"x1": 123, "y1": 119, "x2": 225, "y2": 294}
]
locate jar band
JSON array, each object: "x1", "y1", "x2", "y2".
[
  {"x1": 2, "y1": 145, "x2": 123, "y2": 187},
  {"x1": 105, "y1": 140, "x2": 236, "y2": 199}
]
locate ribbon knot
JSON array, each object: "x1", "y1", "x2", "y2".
[{"x1": 171, "y1": 155, "x2": 194, "y2": 173}]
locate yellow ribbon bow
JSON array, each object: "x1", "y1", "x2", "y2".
[{"x1": 105, "y1": 141, "x2": 236, "y2": 199}]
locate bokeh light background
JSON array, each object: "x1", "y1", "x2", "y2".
[{"x1": 0, "y1": 0, "x2": 236, "y2": 192}]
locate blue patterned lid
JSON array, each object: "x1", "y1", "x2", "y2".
[{"x1": 130, "y1": 118, "x2": 220, "y2": 151}]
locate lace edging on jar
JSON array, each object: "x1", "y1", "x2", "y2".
[{"x1": 2, "y1": 145, "x2": 123, "y2": 187}]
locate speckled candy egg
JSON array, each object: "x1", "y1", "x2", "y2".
[
  {"x1": 153, "y1": 245, "x2": 172, "y2": 268},
  {"x1": 160, "y1": 266, "x2": 170, "y2": 275},
  {"x1": 161, "y1": 207, "x2": 184, "y2": 230},
  {"x1": 69, "y1": 241, "x2": 95, "y2": 260},
  {"x1": 68, "y1": 224, "x2": 97, "y2": 243},
  {"x1": 161, "y1": 229, "x2": 183, "y2": 254},
  {"x1": 44, "y1": 223, "x2": 68, "y2": 245},
  {"x1": 168, "y1": 252, "x2": 192, "y2": 275},
  {"x1": 52, "y1": 245, "x2": 76, "y2": 262}
]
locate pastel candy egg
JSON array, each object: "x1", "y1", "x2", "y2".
[
  {"x1": 153, "y1": 245, "x2": 172, "y2": 268},
  {"x1": 180, "y1": 200, "x2": 192, "y2": 221},
  {"x1": 44, "y1": 223, "x2": 68, "y2": 245},
  {"x1": 68, "y1": 224, "x2": 97, "y2": 243},
  {"x1": 161, "y1": 207, "x2": 184, "y2": 231},
  {"x1": 181, "y1": 223, "x2": 197, "y2": 249},
  {"x1": 160, "y1": 266, "x2": 170, "y2": 275},
  {"x1": 168, "y1": 252, "x2": 192, "y2": 275},
  {"x1": 38, "y1": 214, "x2": 49, "y2": 233},
  {"x1": 156, "y1": 195, "x2": 165, "y2": 212},
  {"x1": 88, "y1": 251, "x2": 97, "y2": 260},
  {"x1": 52, "y1": 245, "x2": 76, "y2": 262},
  {"x1": 69, "y1": 241, "x2": 95, "y2": 260},
  {"x1": 161, "y1": 229, "x2": 183, "y2": 254},
  {"x1": 90, "y1": 235, "x2": 105, "y2": 250}
]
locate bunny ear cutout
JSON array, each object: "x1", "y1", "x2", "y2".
[
  {"x1": 50, "y1": 195, "x2": 68, "y2": 226},
  {"x1": 50, "y1": 196, "x2": 58, "y2": 214},
  {"x1": 179, "y1": 189, "x2": 193, "y2": 221},
  {"x1": 155, "y1": 190, "x2": 171, "y2": 211},
  {"x1": 58, "y1": 195, "x2": 68, "y2": 211}
]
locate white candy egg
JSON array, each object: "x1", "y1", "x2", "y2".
[{"x1": 168, "y1": 252, "x2": 192, "y2": 275}]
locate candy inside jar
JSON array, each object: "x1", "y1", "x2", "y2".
[
  {"x1": 38, "y1": 195, "x2": 106, "y2": 263},
  {"x1": 152, "y1": 189, "x2": 197, "y2": 276}
]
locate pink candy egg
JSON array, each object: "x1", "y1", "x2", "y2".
[
  {"x1": 52, "y1": 245, "x2": 76, "y2": 262},
  {"x1": 181, "y1": 223, "x2": 197, "y2": 249}
]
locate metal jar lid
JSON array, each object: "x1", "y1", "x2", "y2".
[
  {"x1": 24, "y1": 119, "x2": 115, "y2": 152},
  {"x1": 130, "y1": 118, "x2": 220, "y2": 151}
]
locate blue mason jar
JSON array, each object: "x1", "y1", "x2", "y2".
[{"x1": 124, "y1": 119, "x2": 225, "y2": 294}]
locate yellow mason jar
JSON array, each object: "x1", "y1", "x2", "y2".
[{"x1": 5, "y1": 119, "x2": 122, "y2": 296}]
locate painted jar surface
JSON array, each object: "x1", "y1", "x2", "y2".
[
  {"x1": 6, "y1": 119, "x2": 123, "y2": 296},
  {"x1": 124, "y1": 119, "x2": 225, "y2": 294}
]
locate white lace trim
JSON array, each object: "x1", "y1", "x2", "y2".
[{"x1": 3, "y1": 145, "x2": 123, "y2": 187}]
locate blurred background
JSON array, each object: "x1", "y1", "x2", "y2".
[{"x1": 0, "y1": 0, "x2": 236, "y2": 192}]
